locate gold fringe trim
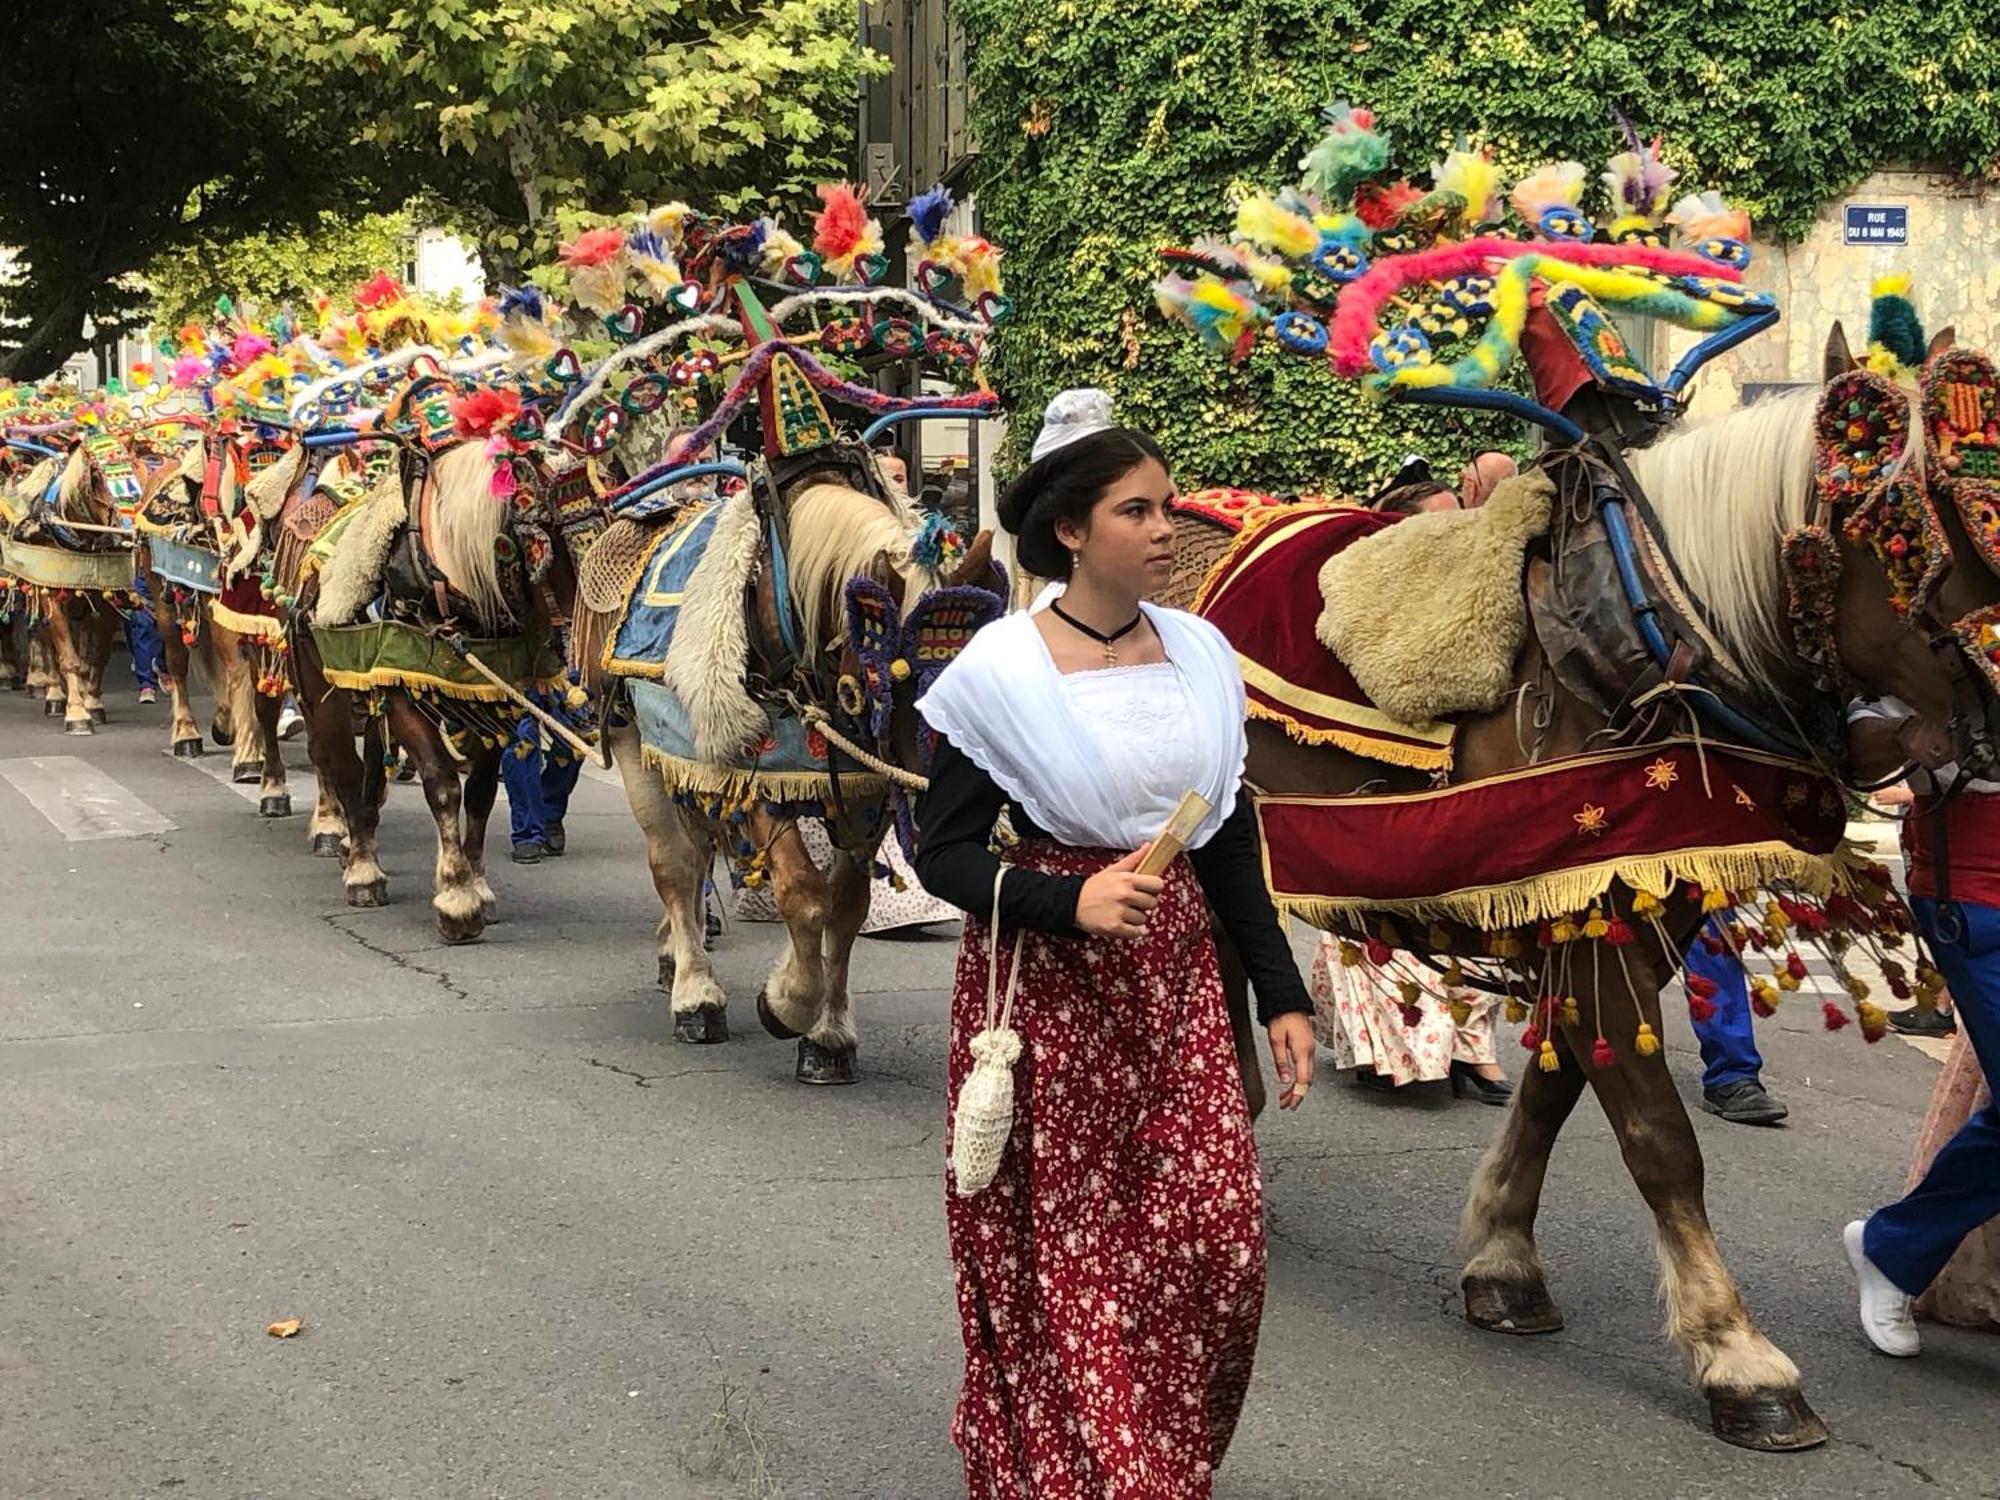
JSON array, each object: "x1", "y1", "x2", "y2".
[
  {"x1": 209, "y1": 599, "x2": 287, "y2": 641},
  {"x1": 1271, "y1": 840, "x2": 1850, "y2": 934},
  {"x1": 602, "y1": 652, "x2": 665, "y2": 680},
  {"x1": 321, "y1": 665, "x2": 567, "y2": 704},
  {"x1": 638, "y1": 741, "x2": 885, "y2": 805},
  {"x1": 1249, "y1": 701, "x2": 1454, "y2": 771}
]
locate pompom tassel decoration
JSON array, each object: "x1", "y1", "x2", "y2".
[
  {"x1": 1590, "y1": 1037, "x2": 1617, "y2": 1070},
  {"x1": 1822, "y1": 1000, "x2": 1851, "y2": 1031},
  {"x1": 1688, "y1": 991, "x2": 1718, "y2": 1024},
  {"x1": 1634, "y1": 1022, "x2": 1660, "y2": 1057},
  {"x1": 1538, "y1": 1039, "x2": 1561, "y2": 1073},
  {"x1": 1857, "y1": 1001, "x2": 1890, "y2": 1042}
]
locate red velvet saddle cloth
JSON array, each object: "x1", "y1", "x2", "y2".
[
  {"x1": 1193, "y1": 502, "x2": 1455, "y2": 770},
  {"x1": 1257, "y1": 742, "x2": 1849, "y2": 929}
]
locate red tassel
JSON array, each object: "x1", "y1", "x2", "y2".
[
  {"x1": 1689, "y1": 992, "x2": 1719, "y2": 1023},
  {"x1": 1822, "y1": 1001, "x2": 1850, "y2": 1031},
  {"x1": 1365, "y1": 937, "x2": 1392, "y2": 966},
  {"x1": 1604, "y1": 916, "x2": 1635, "y2": 945},
  {"x1": 1520, "y1": 1024, "x2": 1543, "y2": 1052},
  {"x1": 1590, "y1": 1037, "x2": 1617, "y2": 1069},
  {"x1": 1399, "y1": 1002, "x2": 1424, "y2": 1029},
  {"x1": 1786, "y1": 952, "x2": 1809, "y2": 981},
  {"x1": 1686, "y1": 973, "x2": 1719, "y2": 1002}
]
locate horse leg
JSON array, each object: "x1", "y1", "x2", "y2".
[
  {"x1": 607, "y1": 724, "x2": 727, "y2": 1040},
  {"x1": 83, "y1": 608, "x2": 110, "y2": 722},
  {"x1": 1567, "y1": 957, "x2": 1825, "y2": 1451},
  {"x1": 461, "y1": 746, "x2": 500, "y2": 923},
  {"x1": 384, "y1": 698, "x2": 482, "y2": 944},
  {"x1": 25, "y1": 623, "x2": 54, "y2": 696},
  {"x1": 213, "y1": 629, "x2": 261, "y2": 784},
  {"x1": 158, "y1": 589, "x2": 203, "y2": 756},
  {"x1": 297, "y1": 642, "x2": 385, "y2": 903},
  {"x1": 251, "y1": 680, "x2": 290, "y2": 817},
  {"x1": 1460, "y1": 1024, "x2": 1590, "y2": 1334},
  {"x1": 798, "y1": 838, "x2": 873, "y2": 1084},
  {"x1": 0, "y1": 612, "x2": 21, "y2": 689},
  {"x1": 49, "y1": 608, "x2": 93, "y2": 735}
]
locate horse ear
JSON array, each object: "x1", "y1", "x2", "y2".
[
  {"x1": 1926, "y1": 326, "x2": 1957, "y2": 365},
  {"x1": 866, "y1": 545, "x2": 906, "y2": 606},
  {"x1": 946, "y1": 528, "x2": 994, "y2": 588},
  {"x1": 1824, "y1": 321, "x2": 1856, "y2": 380}
]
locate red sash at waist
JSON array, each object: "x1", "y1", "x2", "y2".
[{"x1": 1901, "y1": 792, "x2": 2000, "y2": 909}]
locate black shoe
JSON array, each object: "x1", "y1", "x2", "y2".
[
  {"x1": 1352, "y1": 1067, "x2": 1399, "y2": 1093},
  {"x1": 543, "y1": 821, "x2": 566, "y2": 856},
  {"x1": 1450, "y1": 1059, "x2": 1514, "y2": 1106},
  {"x1": 511, "y1": 840, "x2": 546, "y2": 865},
  {"x1": 1888, "y1": 1005, "x2": 1956, "y2": 1037},
  {"x1": 1702, "y1": 1079, "x2": 1789, "y2": 1126}
]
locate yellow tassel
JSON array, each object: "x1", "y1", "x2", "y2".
[
  {"x1": 1560, "y1": 996, "x2": 1581, "y2": 1027},
  {"x1": 1443, "y1": 959, "x2": 1465, "y2": 987},
  {"x1": 1700, "y1": 887, "x2": 1730, "y2": 913},
  {"x1": 1538, "y1": 1039, "x2": 1561, "y2": 1073},
  {"x1": 1504, "y1": 997, "x2": 1528, "y2": 1024},
  {"x1": 1338, "y1": 941, "x2": 1363, "y2": 968},
  {"x1": 1845, "y1": 974, "x2": 1870, "y2": 1001},
  {"x1": 1582, "y1": 908, "x2": 1610, "y2": 940},
  {"x1": 1858, "y1": 1000, "x2": 1889, "y2": 1032},
  {"x1": 1631, "y1": 889, "x2": 1664, "y2": 917},
  {"x1": 1634, "y1": 1022, "x2": 1660, "y2": 1056},
  {"x1": 1550, "y1": 916, "x2": 1579, "y2": 944},
  {"x1": 1376, "y1": 918, "x2": 1403, "y2": 946},
  {"x1": 1428, "y1": 923, "x2": 1453, "y2": 951},
  {"x1": 1776, "y1": 971, "x2": 1801, "y2": 993},
  {"x1": 1448, "y1": 997, "x2": 1472, "y2": 1026},
  {"x1": 1764, "y1": 900, "x2": 1790, "y2": 931},
  {"x1": 1492, "y1": 933, "x2": 1523, "y2": 959},
  {"x1": 1398, "y1": 979, "x2": 1422, "y2": 1005}
]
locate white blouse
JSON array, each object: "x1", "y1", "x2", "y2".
[{"x1": 915, "y1": 585, "x2": 1249, "y2": 852}]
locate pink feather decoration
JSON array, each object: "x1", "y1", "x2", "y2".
[
  {"x1": 170, "y1": 354, "x2": 208, "y2": 388},
  {"x1": 230, "y1": 333, "x2": 273, "y2": 367},
  {"x1": 1329, "y1": 237, "x2": 1743, "y2": 376},
  {"x1": 813, "y1": 183, "x2": 868, "y2": 260}
]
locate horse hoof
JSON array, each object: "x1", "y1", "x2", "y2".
[
  {"x1": 795, "y1": 1037, "x2": 856, "y2": 1085},
  {"x1": 1708, "y1": 1388, "x2": 1828, "y2": 1452},
  {"x1": 89, "y1": 707, "x2": 106, "y2": 724},
  {"x1": 1463, "y1": 1275, "x2": 1565, "y2": 1335},
  {"x1": 259, "y1": 795, "x2": 293, "y2": 818},
  {"x1": 231, "y1": 764, "x2": 261, "y2": 785},
  {"x1": 312, "y1": 833, "x2": 343, "y2": 858},
  {"x1": 42, "y1": 700, "x2": 58, "y2": 717},
  {"x1": 756, "y1": 989, "x2": 802, "y2": 1041},
  {"x1": 345, "y1": 878, "x2": 389, "y2": 909},
  {"x1": 674, "y1": 1007, "x2": 730, "y2": 1045},
  {"x1": 209, "y1": 723, "x2": 234, "y2": 747},
  {"x1": 63, "y1": 719, "x2": 93, "y2": 736},
  {"x1": 172, "y1": 737, "x2": 204, "y2": 758},
  {"x1": 437, "y1": 919, "x2": 485, "y2": 945}
]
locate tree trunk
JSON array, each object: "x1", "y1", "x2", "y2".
[{"x1": 0, "y1": 292, "x2": 89, "y2": 382}]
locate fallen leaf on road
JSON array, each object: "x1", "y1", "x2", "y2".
[{"x1": 266, "y1": 1317, "x2": 303, "y2": 1339}]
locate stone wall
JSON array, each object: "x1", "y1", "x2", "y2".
[{"x1": 1661, "y1": 169, "x2": 1999, "y2": 415}]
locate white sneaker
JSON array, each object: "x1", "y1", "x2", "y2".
[
  {"x1": 1844, "y1": 1219, "x2": 1920, "y2": 1357},
  {"x1": 278, "y1": 704, "x2": 304, "y2": 741}
]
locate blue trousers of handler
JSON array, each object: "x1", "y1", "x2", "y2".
[
  {"x1": 1686, "y1": 921, "x2": 1764, "y2": 1090},
  {"x1": 1864, "y1": 896, "x2": 2000, "y2": 1294},
  {"x1": 499, "y1": 716, "x2": 582, "y2": 848},
  {"x1": 125, "y1": 577, "x2": 163, "y2": 691}
]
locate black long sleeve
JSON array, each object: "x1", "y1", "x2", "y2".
[
  {"x1": 1186, "y1": 795, "x2": 1314, "y2": 1024},
  {"x1": 916, "y1": 735, "x2": 1314, "y2": 1023},
  {"x1": 914, "y1": 735, "x2": 1087, "y2": 933}
]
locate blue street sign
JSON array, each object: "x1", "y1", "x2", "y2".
[{"x1": 1844, "y1": 204, "x2": 1909, "y2": 247}]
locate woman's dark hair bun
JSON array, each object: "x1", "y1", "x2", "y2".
[{"x1": 996, "y1": 427, "x2": 1167, "y2": 580}]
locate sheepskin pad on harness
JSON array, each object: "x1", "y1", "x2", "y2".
[
  {"x1": 311, "y1": 464, "x2": 409, "y2": 627},
  {"x1": 658, "y1": 488, "x2": 768, "y2": 762},
  {"x1": 1315, "y1": 470, "x2": 1554, "y2": 727}
]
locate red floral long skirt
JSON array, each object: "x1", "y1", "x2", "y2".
[{"x1": 944, "y1": 841, "x2": 1265, "y2": 1498}]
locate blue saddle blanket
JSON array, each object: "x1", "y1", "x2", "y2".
[
  {"x1": 604, "y1": 501, "x2": 725, "y2": 678},
  {"x1": 628, "y1": 679, "x2": 847, "y2": 787}
]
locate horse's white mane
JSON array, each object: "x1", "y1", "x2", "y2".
[
  {"x1": 786, "y1": 481, "x2": 935, "y2": 657},
  {"x1": 426, "y1": 441, "x2": 512, "y2": 633},
  {"x1": 1627, "y1": 389, "x2": 1823, "y2": 686}
]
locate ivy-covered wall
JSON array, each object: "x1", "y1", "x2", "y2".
[{"x1": 960, "y1": 0, "x2": 2000, "y2": 494}]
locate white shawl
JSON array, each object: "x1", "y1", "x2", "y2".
[{"x1": 916, "y1": 586, "x2": 1248, "y2": 851}]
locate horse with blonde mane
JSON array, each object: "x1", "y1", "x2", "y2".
[
  {"x1": 577, "y1": 452, "x2": 1003, "y2": 1083},
  {"x1": 1161, "y1": 342, "x2": 2000, "y2": 1450}
]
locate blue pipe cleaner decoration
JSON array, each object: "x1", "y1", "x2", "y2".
[
  {"x1": 498, "y1": 285, "x2": 545, "y2": 320},
  {"x1": 628, "y1": 227, "x2": 669, "y2": 263},
  {"x1": 908, "y1": 184, "x2": 954, "y2": 247},
  {"x1": 717, "y1": 221, "x2": 768, "y2": 274},
  {"x1": 911, "y1": 509, "x2": 961, "y2": 570}
]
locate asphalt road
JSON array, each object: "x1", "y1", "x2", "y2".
[{"x1": 2, "y1": 667, "x2": 1996, "y2": 1500}]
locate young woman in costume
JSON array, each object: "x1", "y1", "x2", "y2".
[{"x1": 914, "y1": 388, "x2": 1317, "y2": 1497}]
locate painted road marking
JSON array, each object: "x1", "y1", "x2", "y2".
[
  {"x1": 166, "y1": 747, "x2": 316, "y2": 806},
  {"x1": 0, "y1": 756, "x2": 177, "y2": 841}
]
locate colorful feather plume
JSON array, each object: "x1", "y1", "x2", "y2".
[
  {"x1": 1510, "y1": 161, "x2": 1587, "y2": 226},
  {"x1": 644, "y1": 202, "x2": 693, "y2": 251},
  {"x1": 1431, "y1": 145, "x2": 1504, "y2": 228},
  {"x1": 1666, "y1": 190, "x2": 1751, "y2": 246},
  {"x1": 1603, "y1": 116, "x2": 1678, "y2": 227},
  {"x1": 1867, "y1": 271, "x2": 1928, "y2": 374},
  {"x1": 1300, "y1": 102, "x2": 1392, "y2": 201},
  {"x1": 626, "y1": 224, "x2": 685, "y2": 298},
  {"x1": 757, "y1": 219, "x2": 806, "y2": 278},
  {"x1": 1156, "y1": 272, "x2": 1264, "y2": 357},
  {"x1": 1354, "y1": 179, "x2": 1424, "y2": 231},
  {"x1": 1235, "y1": 192, "x2": 1320, "y2": 259},
  {"x1": 451, "y1": 386, "x2": 524, "y2": 440},
  {"x1": 560, "y1": 227, "x2": 627, "y2": 268},
  {"x1": 908, "y1": 184, "x2": 955, "y2": 248},
  {"x1": 353, "y1": 272, "x2": 406, "y2": 311},
  {"x1": 229, "y1": 333, "x2": 274, "y2": 368},
  {"x1": 814, "y1": 183, "x2": 884, "y2": 279}
]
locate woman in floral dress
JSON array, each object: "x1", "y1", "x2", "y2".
[{"x1": 915, "y1": 389, "x2": 1317, "y2": 1497}]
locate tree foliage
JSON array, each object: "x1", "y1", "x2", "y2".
[
  {"x1": 960, "y1": 0, "x2": 2000, "y2": 494},
  {"x1": 142, "y1": 211, "x2": 421, "y2": 333},
  {"x1": 0, "y1": 1, "x2": 414, "y2": 379},
  {"x1": 219, "y1": 0, "x2": 884, "y2": 271}
]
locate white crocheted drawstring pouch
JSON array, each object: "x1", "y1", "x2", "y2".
[{"x1": 950, "y1": 866, "x2": 1026, "y2": 1197}]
